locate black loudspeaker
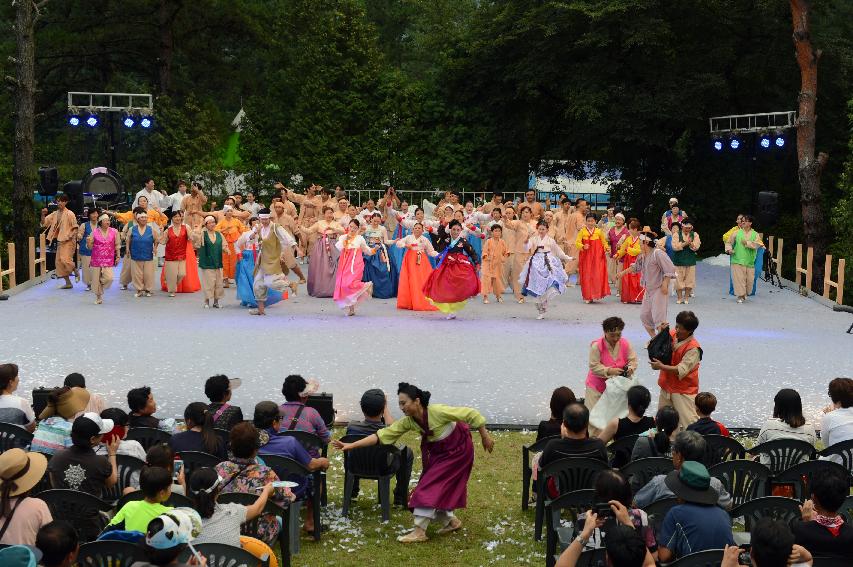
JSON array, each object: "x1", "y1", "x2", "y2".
[
  {"x1": 306, "y1": 393, "x2": 336, "y2": 427},
  {"x1": 756, "y1": 191, "x2": 779, "y2": 227},
  {"x1": 62, "y1": 180, "x2": 85, "y2": 218},
  {"x1": 38, "y1": 167, "x2": 59, "y2": 196},
  {"x1": 32, "y1": 387, "x2": 61, "y2": 418}
]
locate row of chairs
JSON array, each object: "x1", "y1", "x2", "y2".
[
  {"x1": 562, "y1": 547, "x2": 848, "y2": 567},
  {"x1": 63, "y1": 540, "x2": 268, "y2": 567}
]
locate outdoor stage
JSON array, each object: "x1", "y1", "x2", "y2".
[{"x1": 2, "y1": 260, "x2": 850, "y2": 428}]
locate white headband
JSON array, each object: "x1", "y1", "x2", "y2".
[
  {"x1": 258, "y1": 213, "x2": 271, "y2": 219},
  {"x1": 204, "y1": 215, "x2": 215, "y2": 224},
  {"x1": 223, "y1": 205, "x2": 233, "y2": 212},
  {"x1": 615, "y1": 213, "x2": 625, "y2": 221},
  {"x1": 98, "y1": 214, "x2": 110, "y2": 223},
  {"x1": 639, "y1": 234, "x2": 653, "y2": 242}
]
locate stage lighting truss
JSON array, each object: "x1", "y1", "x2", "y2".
[{"x1": 67, "y1": 92, "x2": 153, "y2": 130}]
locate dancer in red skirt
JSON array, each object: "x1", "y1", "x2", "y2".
[
  {"x1": 575, "y1": 213, "x2": 611, "y2": 303},
  {"x1": 422, "y1": 220, "x2": 481, "y2": 319},
  {"x1": 333, "y1": 382, "x2": 494, "y2": 543},
  {"x1": 615, "y1": 219, "x2": 645, "y2": 304}
]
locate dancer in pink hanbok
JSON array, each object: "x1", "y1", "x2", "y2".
[{"x1": 333, "y1": 219, "x2": 376, "y2": 316}]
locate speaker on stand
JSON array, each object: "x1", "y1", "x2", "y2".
[{"x1": 756, "y1": 191, "x2": 779, "y2": 228}]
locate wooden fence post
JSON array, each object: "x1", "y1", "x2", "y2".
[
  {"x1": 0, "y1": 243, "x2": 15, "y2": 291},
  {"x1": 823, "y1": 255, "x2": 846, "y2": 305},
  {"x1": 768, "y1": 236, "x2": 783, "y2": 277},
  {"x1": 29, "y1": 234, "x2": 47, "y2": 281},
  {"x1": 795, "y1": 243, "x2": 814, "y2": 291}
]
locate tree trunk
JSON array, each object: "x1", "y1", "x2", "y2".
[
  {"x1": 157, "y1": 0, "x2": 183, "y2": 95},
  {"x1": 790, "y1": 0, "x2": 828, "y2": 291},
  {"x1": 11, "y1": 0, "x2": 42, "y2": 276}
]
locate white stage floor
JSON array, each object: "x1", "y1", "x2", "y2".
[{"x1": 2, "y1": 261, "x2": 850, "y2": 427}]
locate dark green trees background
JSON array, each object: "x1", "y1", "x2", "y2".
[{"x1": 1, "y1": 0, "x2": 852, "y2": 264}]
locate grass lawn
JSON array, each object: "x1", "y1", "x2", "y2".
[{"x1": 286, "y1": 429, "x2": 544, "y2": 567}]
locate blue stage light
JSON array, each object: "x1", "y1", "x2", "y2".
[
  {"x1": 123, "y1": 117, "x2": 135, "y2": 128},
  {"x1": 68, "y1": 116, "x2": 80, "y2": 126},
  {"x1": 775, "y1": 136, "x2": 785, "y2": 147},
  {"x1": 86, "y1": 115, "x2": 99, "y2": 127},
  {"x1": 729, "y1": 138, "x2": 740, "y2": 150},
  {"x1": 140, "y1": 117, "x2": 152, "y2": 128},
  {"x1": 713, "y1": 140, "x2": 723, "y2": 151},
  {"x1": 760, "y1": 136, "x2": 771, "y2": 149}
]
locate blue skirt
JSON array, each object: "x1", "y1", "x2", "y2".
[
  {"x1": 235, "y1": 250, "x2": 283, "y2": 308},
  {"x1": 388, "y1": 226, "x2": 410, "y2": 275},
  {"x1": 362, "y1": 245, "x2": 399, "y2": 298},
  {"x1": 728, "y1": 247, "x2": 764, "y2": 296}
]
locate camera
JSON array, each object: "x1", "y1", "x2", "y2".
[
  {"x1": 619, "y1": 364, "x2": 630, "y2": 377},
  {"x1": 593, "y1": 502, "x2": 613, "y2": 519}
]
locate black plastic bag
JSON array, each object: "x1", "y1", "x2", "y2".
[{"x1": 648, "y1": 326, "x2": 673, "y2": 364}]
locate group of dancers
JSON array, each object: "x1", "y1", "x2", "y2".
[{"x1": 40, "y1": 182, "x2": 765, "y2": 323}]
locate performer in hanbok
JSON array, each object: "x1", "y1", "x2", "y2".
[
  {"x1": 585, "y1": 316, "x2": 639, "y2": 436},
  {"x1": 270, "y1": 200, "x2": 306, "y2": 284},
  {"x1": 499, "y1": 206, "x2": 525, "y2": 303},
  {"x1": 234, "y1": 218, "x2": 284, "y2": 309},
  {"x1": 564, "y1": 198, "x2": 587, "y2": 283},
  {"x1": 395, "y1": 222, "x2": 440, "y2": 311},
  {"x1": 520, "y1": 220, "x2": 573, "y2": 319},
  {"x1": 126, "y1": 208, "x2": 160, "y2": 297},
  {"x1": 671, "y1": 218, "x2": 700, "y2": 304},
  {"x1": 191, "y1": 215, "x2": 225, "y2": 308},
  {"x1": 480, "y1": 224, "x2": 509, "y2": 304},
  {"x1": 616, "y1": 229, "x2": 676, "y2": 338},
  {"x1": 362, "y1": 213, "x2": 399, "y2": 299},
  {"x1": 660, "y1": 197, "x2": 688, "y2": 236},
  {"x1": 182, "y1": 183, "x2": 208, "y2": 230},
  {"x1": 287, "y1": 185, "x2": 323, "y2": 258},
  {"x1": 214, "y1": 206, "x2": 246, "y2": 288},
  {"x1": 248, "y1": 209, "x2": 298, "y2": 316},
  {"x1": 85, "y1": 213, "x2": 120, "y2": 305},
  {"x1": 107, "y1": 195, "x2": 167, "y2": 290},
  {"x1": 334, "y1": 219, "x2": 376, "y2": 316},
  {"x1": 727, "y1": 214, "x2": 764, "y2": 304},
  {"x1": 77, "y1": 208, "x2": 99, "y2": 291},
  {"x1": 606, "y1": 213, "x2": 628, "y2": 294},
  {"x1": 333, "y1": 382, "x2": 494, "y2": 543},
  {"x1": 575, "y1": 214, "x2": 611, "y2": 303},
  {"x1": 300, "y1": 206, "x2": 345, "y2": 298},
  {"x1": 615, "y1": 219, "x2": 644, "y2": 304},
  {"x1": 422, "y1": 220, "x2": 481, "y2": 320},
  {"x1": 40, "y1": 194, "x2": 78, "y2": 289},
  {"x1": 158, "y1": 210, "x2": 200, "y2": 295}
]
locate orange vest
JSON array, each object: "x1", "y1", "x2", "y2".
[{"x1": 657, "y1": 331, "x2": 700, "y2": 395}]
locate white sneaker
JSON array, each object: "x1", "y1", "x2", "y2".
[
  {"x1": 446, "y1": 313, "x2": 456, "y2": 320},
  {"x1": 536, "y1": 313, "x2": 545, "y2": 320},
  {"x1": 737, "y1": 298, "x2": 744, "y2": 304}
]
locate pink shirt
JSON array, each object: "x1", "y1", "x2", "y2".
[
  {"x1": 90, "y1": 227, "x2": 118, "y2": 268},
  {"x1": 0, "y1": 497, "x2": 53, "y2": 546},
  {"x1": 586, "y1": 337, "x2": 629, "y2": 393}
]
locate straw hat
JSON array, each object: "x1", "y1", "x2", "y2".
[
  {"x1": 38, "y1": 386, "x2": 90, "y2": 420},
  {"x1": 0, "y1": 449, "x2": 48, "y2": 497}
]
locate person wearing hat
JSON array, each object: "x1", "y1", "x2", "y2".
[
  {"x1": 670, "y1": 218, "x2": 700, "y2": 305},
  {"x1": 657, "y1": 461, "x2": 734, "y2": 562},
  {"x1": 0, "y1": 363, "x2": 36, "y2": 432},
  {"x1": 31, "y1": 387, "x2": 91, "y2": 455},
  {"x1": 0, "y1": 448, "x2": 51, "y2": 546},
  {"x1": 247, "y1": 209, "x2": 298, "y2": 316},
  {"x1": 134, "y1": 508, "x2": 205, "y2": 567},
  {"x1": 660, "y1": 198, "x2": 687, "y2": 236},
  {"x1": 345, "y1": 389, "x2": 414, "y2": 506},
  {"x1": 204, "y1": 375, "x2": 244, "y2": 432},
  {"x1": 76, "y1": 208, "x2": 100, "y2": 291},
  {"x1": 0, "y1": 544, "x2": 43, "y2": 567}
]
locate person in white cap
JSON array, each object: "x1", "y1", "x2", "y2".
[
  {"x1": 137, "y1": 508, "x2": 205, "y2": 567},
  {"x1": 85, "y1": 213, "x2": 121, "y2": 304},
  {"x1": 213, "y1": 205, "x2": 246, "y2": 289},
  {"x1": 660, "y1": 198, "x2": 687, "y2": 236},
  {"x1": 191, "y1": 216, "x2": 225, "y2": 308},
  {"x1": 249, "y1": 209, "x2": 298, "y2": 316}
]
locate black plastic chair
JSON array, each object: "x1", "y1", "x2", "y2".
[
  {"x1": 258, "y1": 453, "x2": 322, "y2": 542},
  {"x1": 668, "y1": 549, "x2": 726, "y2": 566},
  {"x1": 279, "y1": 430, "x2": 328, "y2": 505},
  {"x1": 217, "y1": 491, "x2": 291, "y2": 567},
  {"x1": 521, "y1": 434, "x2": 558, "y2": 510},
  {"x1": 114, "y1": 489, "x2": 193, "y2": 511},
  {"x1": 214, "y1": 428, "x2": 231, "y2": 451},
  {"x1": 544, "y1": 489, "x2": 595, "y2": 567},
  {"x1": 0, "y1": 422, "x2": 33, "y2": 452},
  {"x1": 746, "y1": 439, "x2": 816, "y2": 475},
  {"x1": 534, "y1": 456, "x2": 610, "y2": 540},
  {"x1": 709, "y1": 459, "x2": 771, "y2": 507},
  {"x1": 812, "y1": 556, "x2": 852, "y2": 567},
  {"x1": 819, "y1": 439, "x2": 853, "y2": 470},
  {"x1": 729, "y1": 496, "x2": 801, "y2": 546},
  {"x1": 101, "y1": 455, "x2": 145, "y2": 505},
  {"x1": 178, "y1": 450, "x2": 222, "y2": 481},
  {"x1": 339, "y1": 434, "x2": 401, "y2": 521},
  {"x1": 620, "y1": 457, "x2": 674, "y2": 493},
  {"x1": 125, "y1": 427, "x2": 172, "y2": 451},
  {"x1": 179, "y1": 542, "x2": 269, "y2": 567},
  {"x1": 775, "y1": 460, "x2": 852, "y2": 501},
  {"x1": 643, "y1": 496, "x2": 678, "y2": 542},
  {"x1": 701, "y1": 434, "x2": 746, "y2": 468},
  {"x1": 605, "y1": 434, "x2": 639, "y2": 468},
  {"x1": 76, "y1": 540, "x2": 141, "y2": 567},
  {"x1": 37, "y1": 489, "x2": 113, "y2": 543},
  {"x1": 841, "y1": 494, "x2": 853, "y2": 520}
]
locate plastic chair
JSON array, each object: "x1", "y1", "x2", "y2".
[
  {"x1": 114, "y1": 489, "x2": 193, "y2": 511},
  {"x1": 819, "y1": 439, "x2": 853, "y2": 470},
  {"x1": 76, "y1": 540, "x2": 141, "y2": 567},
  {"x1": 125, "y1": 427, "x2": 172, "y2": 451},
  {"x1": 701, "y1": 434, "x2": 746, "y2": 468},
  {"x1": 667, "y1": 549, "x2": 726, "y2": 566},
  {"x1": 279, "y1": 430, "x2": 328, "y2": 505},
  {"x1": 729, "y1": 496, "x2": 801, "y2": 546},
  {"x1": 605, "y1": 434, "x2": 639, "y2": 468},
  {"x1": 178, "y1": 450, "x2": 222, "y2": 481},
  {"x1": 101, "y1": 455, "x2": 145, "y2": 504},
  {"x1": 544, "y1": 489, "x2": 595, "y2": 567},
  {"x1": 214, "y1": 428, "x2": 231, "y2": 451},
  {"x1": 841, "y1": 494, "x2": 853, "y2": 520},
  {"x1": 746, "y1": 439, "x2": 816, "y2": 475},
  {"x1": 521, "y1": 435, "x2": 558, "y2": 510},
  {"x1": 620, "y1": 457, "x2": 674, "y2": 493},
  {"x1": 217, "y1": 491, "x2": 291, "y2": 567},
  {"x1": 643, "y1": 496, "x2": 678, "y2": 542},
  {"x1": 775, "y1": 460, "x2": 852, "y2": 501},
  {"x1": 37, "y1": 489, "x2": 113, "y2": 543},
  {"x1": 0, "y1": 422, "x2": 33, "y2": 452},
  {"x1": 709, "y1": 460, "x2": 771, "y2": 507},
  {"x1": 258, "y1": 453, "x2": 322, "y2": 542},
  {"x1": 534, "y1": 456, "x2": 610, "y2": 540},
  {"x1": 179, "y1": 542, "x2": 269, "y2": 567},
  {"x1": 339, "y1": 434, "x2": 401, "y2": 521}
]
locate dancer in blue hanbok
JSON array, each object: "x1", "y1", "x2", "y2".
[
  {"x1": 234, "y1": 219, "x2": 283, "y2": 308},
  {"x1": 361, "y1": 213, "x2": 399, "y2": 298}
]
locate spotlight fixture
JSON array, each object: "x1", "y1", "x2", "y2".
[
  {"x1": 759, "y1": 136, "x2": 771, "y2": 149},
  {"x1": 140, "y1": 117, "x2": 152, "y2": 128},
  {"x1": 729, "y1": 138, "x2": 740, "y2": 150},
  {"x1": 68, "y1": 116, "x2": 81, "y2": 127},
  {"x1": 86, "y1": 115, "x2": 99, "y2": 127},
  {"x1": 713, "y1": 140, "x2": 723, "y2": 151},
  {"x1": 775, "y1": 136, "x2": 785, "y2": 147},
  {"x1": 123, "y1": 116, "x2": 135, "y2": 128}
]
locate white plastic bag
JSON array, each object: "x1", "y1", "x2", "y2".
[{"x1": 589, "y1": 375, "x2": 638, "y2": 430}]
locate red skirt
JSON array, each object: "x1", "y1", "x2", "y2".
[
  {"x1": 398, "y1": 249, "x2": 437, "y2": 311},
  {"x1": 422, "y1": 253, "x2": 480, "y2": 304},
  {"x1": 578, "y1": 239, "x2": 610, "y2": 301},
  {"x1": 621, "y1": 253, "x2": 644, "y2": 303}
]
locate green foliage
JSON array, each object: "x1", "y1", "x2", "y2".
[{"x1": 830, "y1": 99, "x2": 853, "y2": 303}]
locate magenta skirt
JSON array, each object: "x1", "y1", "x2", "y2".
[{"x1": 408, "y1": 422, "x2": 474, "y2": 511}]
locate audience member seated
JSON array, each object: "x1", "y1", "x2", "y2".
[
  {"x1": 94, "y1": 408, "x2": 147, "y2": 461},
  {"x1": 36, "y1": 520, "x2": 79, "y2": 567},
  {"x1": 278, "y1": 375, "x2": 331, "y2": 456},
  {"x1": 254, "y1": 401, "x2": 325, "y2": 533},
  {"x1": 0, "y1": 545, "x2": 43, "y2": 566},
  {"x1": 630, "y1": 405, "x2": 679, "y2": 462},
  {"x1": 686, "y1": 392, "x2": 730, "y2": 437},
  {"x1": 215, "y1": 422, "x2": 294, "y2": 545},
  {"x1": 756, "y1": 388, "x2": 816, "y2": 466},
  {"x1": 598, "y1": 385, "x2": 654, "y2": 468},
  {"x1": 127, "y1": 386, "x2": 166, "y2": 430},
  {"x1": 793, "y1": 467, "x2": 853, "y2": 557},
  {"x1": 106, "y1": 466, "x2": 173, "y2": 533},
  {"x1": 0, "y1": 448, "x2": 52, "y2": 546},
  {"x1": 634, "y1": 431, "x2": 731, "y2": 510},
  {"x1": 539, "y1": 403, "x2": 608, "y2": 471},
  {"x1": 536, "y1": 386, "x2": 576, "y2": 441},
  {"x1": 32, "y1": 387, "x2": 90, "y2": 455},
  {"x1": 556, "y1": 520, "x2": 655, "y2": 567},
  {"x1": 346, "y1": 388, "x2": 415, "y2": 506},
  {"x1": 657, "y1": 461, "x2": 735, "y2": 562},
  {"x1": 169, "y1": 402, "x2": 226, "y2": 459},
  {"x1": 820, "y1": 377, "x2": 853, "y2": 452},
  {"x1": 189, "y1": 467, "x2": 278, "y2": 567},
  {"x1": 204, "y1": 374, "x2": 244, "y2": 431},
  {"x1": 145, "y1": 444, "x2": 186, "y2": 496},
  {"x1": 0, "y1": 363, "x2": 36, "y2": 432},
  {"x1": 63, "y1": 373, "x2": 106, "y2": 415},
  {"x1": 135, "y1": 508, "x2": 203, "y2": 567},
  {"x1": 722, "y1": 519, "x2": 814, "y2": 567},
  {"x1": 578, "y1": 470, "x2": 658, "y2": 560}
]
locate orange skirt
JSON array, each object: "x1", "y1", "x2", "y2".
[{"x1": 397, "y1": 249, "x2": 437, "y2": 311}]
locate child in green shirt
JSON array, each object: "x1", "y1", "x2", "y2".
[{"x1": 107, "y1": 465, "x2": 174, "y2": 533}]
